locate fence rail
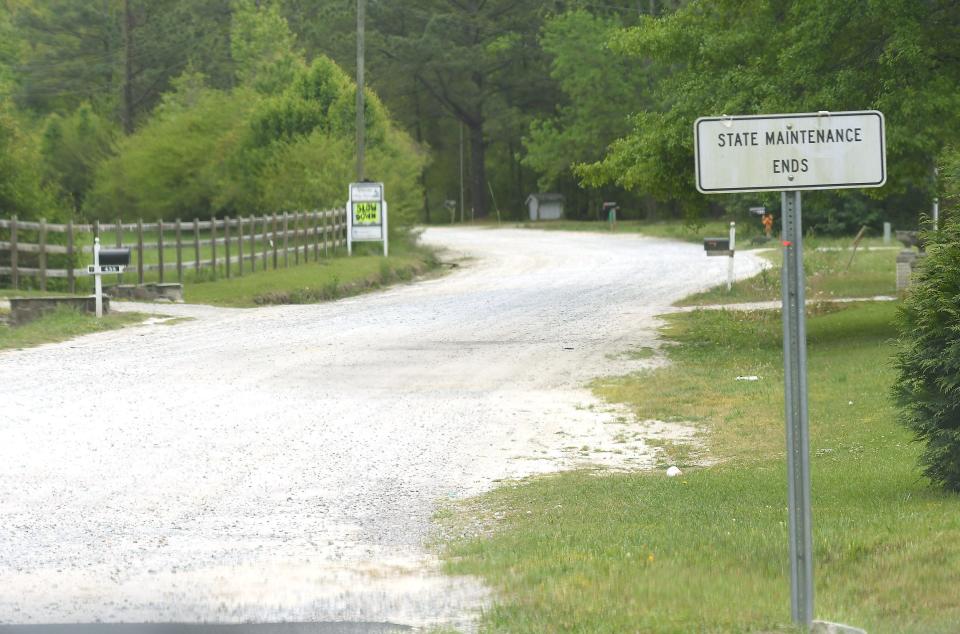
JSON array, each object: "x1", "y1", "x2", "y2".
[{"x1": 0, "y1": 209, "x2": 347, "y2": 292}]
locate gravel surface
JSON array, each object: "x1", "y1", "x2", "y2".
[{"x1": 0, "y1": 227, "x2": 764, "y2": 630}]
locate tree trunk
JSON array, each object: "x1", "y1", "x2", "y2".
[
  {"x1": 469, "y1": 121, "x2": 488, "y2": 218},
  {"x1": 413, "y1": 82, "x2": 430, "y2": 223}
]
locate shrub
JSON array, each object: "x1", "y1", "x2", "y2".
[{"x1": 893, "y1": 216, "x2": 960, "y2": 491}]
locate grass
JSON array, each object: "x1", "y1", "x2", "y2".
[
  {"x1": 4, "y1": 234, "x2": 439, "y2": 308},
  {"x1": 183, "y1": 241, "x2": 437, "y2": 307},
  {"x1": 0, "y1": 288, "x2": 74, "y2": 298},
  {"x1": 3, "y1": 217, "x2": 353, "y2": 294},
  {"x1": 680, "y1": 238, "x2": 900, "y2": 306},
  {"x1": 0, "y1": 306, "x2": 148, "y2": 351},
  {"x1": 440, "y1": 301, "x2": 960, "y2": 633},
  {"x1": 500, "y1": 218, "x2": 745, "y2": 243}
]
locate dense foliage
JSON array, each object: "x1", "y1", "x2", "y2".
[
  {"x1": 578, "y1": 0, "x2": 960, "y2": 225},
  {"x1": 0, "y1": 103, "x2": 60, "y2": 221},
  {"x1": 0, "y1": 2, "x2": 424, "y2": 232},
  {"x1": 1, "y1": 0, "x2": 960, "y2": 230},
  {"x1": 894, "y1": 216, "x2": 960, "y2": 491}
]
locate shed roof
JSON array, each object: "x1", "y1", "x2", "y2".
[{"x1": 525, "y1": 193, "x2": 565, "y2": 204}]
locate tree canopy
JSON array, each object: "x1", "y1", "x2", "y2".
[{"x1": 1, "y1": 0, "x2": 959, "y2": 230}]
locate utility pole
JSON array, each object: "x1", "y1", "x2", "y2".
[
  {"x1": 122, "y1": 0, "x2": 134, "y2": 135},
  {"x1": 356, "y1": 0, "x2": 366, "y2": 181},
  {"x1": 459, "y1": 121, "x2": 465, "y2": 223}
]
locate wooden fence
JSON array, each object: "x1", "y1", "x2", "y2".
[{"x1": 0, "y1": 209, "x2": 347, "y2": 292}]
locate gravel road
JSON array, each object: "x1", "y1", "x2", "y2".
[{"x1": 0, "y1": 227, "x2": 764, "y2": 631}]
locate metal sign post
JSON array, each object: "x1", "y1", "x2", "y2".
[
  {"x1": 781, "y1": 191, "x2": 813, "y2": 624},
  {"x1": 694, "y1": 110, "x2": 887, "y2": 629},
  {"x1": 727, "y1": 221, "x2": 736, "y2": 291}
]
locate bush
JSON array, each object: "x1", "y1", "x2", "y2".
[
  {"x1": 87, "y1": 81, "x2": 258, "y2": 221},
  {"x1": 893, "y1": 216, "x2": 960, "y2": 491},
  {"x1": 89, "y1": 57, "x2": 425, "y2": 230}
]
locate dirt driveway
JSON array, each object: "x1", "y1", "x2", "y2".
[{"x1": 0, "y1": 227, "x2": 764, "y2": 630}]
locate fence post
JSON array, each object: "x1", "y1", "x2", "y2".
[
  {"x1": 291, "y1": 212, "x2": 297, "y2": 265},
  {"x1": 302, "y1": 211, "x2": 308, "y2": 262},
  {"x1": 158, "y1": 220, "x2": 165, "y2": 283},
  {"x1": 283, "y1": 212, "x2": 289, "y2": 267},
  {"x1": 237, "y1": 216, "x2": 244, "y2": 277},
  {"x1": 9, "y1": 215, "x2": 18, "y2": 289},
  {"x1": 224, "y1": 216, "x2": 232, "y2": 279},
  {"x1": 137, "y1": 218, "x2": 145, "y2": 285},
  {"x1": 249, "y1": 215, "x2": 256, "y2": 273},
  {"x1": 304, "y1": 211, "x2": 310, "y2": 262},
  {"x1": 67, "y1": 220, "x2": 75, "y2": 293},
  {"x1": 272, "y1": 213, "x2": 278, "y2": 269},
  {"x1": 175, "y1": 219, "x2": 183, "y2": 284},
  {"x1": 38, "y1": 218, "x2": 47, "y2": 291},
  {"x1": 262, "y1": 215, "x2": 268, "y2": 271},
  {"x1": 116, "y1": 217, "x2": 123, "y2": 285},
  {"x1": 211, "y1": 216, "x2": 218, "y2": 279},
  {"x1": 193, "y1": 218, "x2": 201, "y2": 278}
]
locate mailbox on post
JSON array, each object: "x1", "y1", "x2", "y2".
[
  {"x1": 703, "y1": 237, "x2": 731, "y2": 256},
  {"x1": 704, "y1": 222, "x2": 737, "y2": 291},
  {"x1": 88, "y1": 239, "x2": 131, "y2": 317},
  {"x1": 96, "y1": 248, "x2": 131, "y2": 269}
]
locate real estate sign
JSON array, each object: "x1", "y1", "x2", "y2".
[
  {"x1": 694, "y1": 111, "x2": 886, "y2": 193},
  {"x1": 347, "y1": 181, "x2": 388, "y2": 256}
]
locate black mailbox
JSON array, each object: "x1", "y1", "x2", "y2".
[
  {"x1": 704, "y1": 237, "x2": 732, "y2": 256},
  {"x1": 99, "y1": 248, "x2": 131, "y2": 266}
]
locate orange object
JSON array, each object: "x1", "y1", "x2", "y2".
[{"x1": 762, "y1": 213, "x2": 774, "y2": 237}]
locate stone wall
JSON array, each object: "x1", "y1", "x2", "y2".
[{"x1": 9, "y1": 296, "x2": 109, "y2": 325}]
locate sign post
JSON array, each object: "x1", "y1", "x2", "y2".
[
  {"x1": 694, "y1": 110, "x2": 886, "y2": 628},
  {"x1": 727, "y1": 221, "x2": 736, "y2": 291},
  {"x1": 780, "y1": 190, "x2": 814, "y2": 625},
  {"x1": 347, "y1": 181, "x2": 388, "y2": 257}
]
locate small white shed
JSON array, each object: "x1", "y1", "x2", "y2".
[{"x1": 526, "y1": 193, "x2": 565, "y2": 221}]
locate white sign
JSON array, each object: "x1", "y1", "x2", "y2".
[
  {"x1": 346, "y1": 181, "x2": 388, "y2": 256},
  {"x1": 350, "y1": 185, "x2": 382, "y2": 202},
  {"x1": 694, "y1": 111, "x2": 886, "y2": 193},
  {"x1": 88, "y1": 264, "x2": 125, "y2": 274}
]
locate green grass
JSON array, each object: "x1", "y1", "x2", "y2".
[
  {"x1": 500, "y1": 218, "x2": 746, "y2": 243},
  {"x1": 441, "y1": 301, "x2": 960, "y2": 633},
  {"x1": 183, "y1": 242, "x2": 437, "y2": 307},
  {"x1": 0, "y1": 288, "x2": 74, "y2": 298},
  {"x1": 0, "y1": 306, "x2": 148, "y2": 351},
  {"x1": 5, "y1": 233, "x2": 438, "y2": 308},
  {"x1": 680, "y1": 239, "x2": 899, "y2": 306},
  {"x1": 4, "y1": 218, "x2": 350, "y2": 294}
]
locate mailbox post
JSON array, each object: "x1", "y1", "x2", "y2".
[
  {"x1": 88, "y1": 238, "x2": 131, "y2": 317},
  {"x1": 703, "y1": 222, "x2": 736, "y2": 290},
  {"x1": 728, "y1": 221, "x2": 736, "y2": 291},
  {"x1": 602, "y1": 202, "x2": 619, "y2": 229}
]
